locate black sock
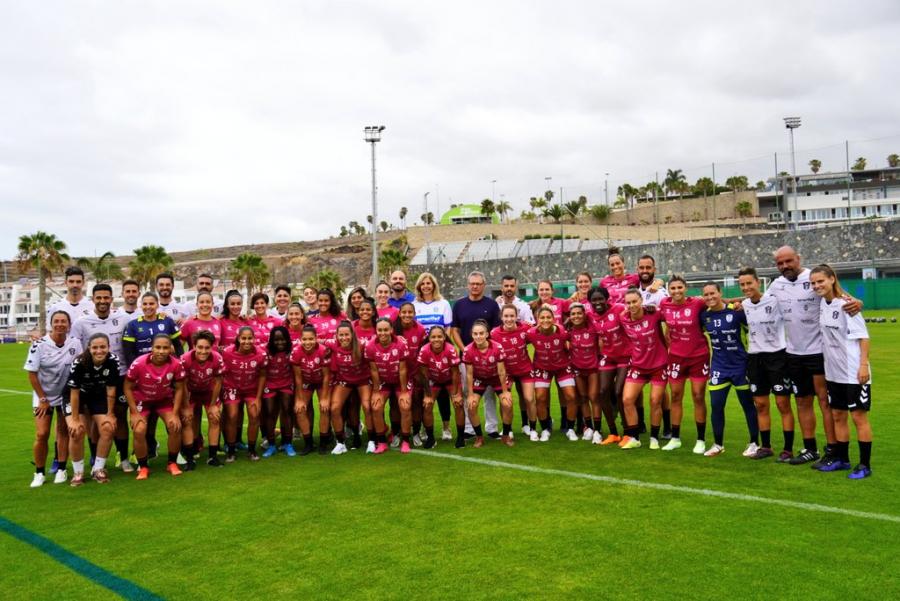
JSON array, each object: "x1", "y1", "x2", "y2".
[
  {"x1": 182, "y1": 445, "x2": 195, "y2": 462},
  {"x1": 426, "y1": 427, "x2": 434, "y2": 440},
  {"x1": 575, "y1": 417, "x2": 584, "y2": 432},
  {"x1": 36, "y1": 466, "x2": 45, "y2": 475},
  {"x1": 114, "y1": 438, "x2": 129, "y2": 460},
  {"x1": 539, "y1": 418, "x2": 552, "y2": 431},
  {"x1": 304, "y1": 435, "x2": 314, "y2": 448},
  {"x1": 320, "y1": 433, "x2": 331, "y2": 446},
  {"x1": 783, "y1": 430, "x2": 794, "y2": 452},
  {"x1": 193, "y1": 437, "x2": 202, "y2": 453},
  {"x1": 391, "y1": 420, "x2": 401, "y2": 436},
  {"x1": 662, "y1": 409, "x2": 671, "y2": 432},
  {"x1": 88, "y1": 439, "x2": 98, "y2": 461},
  {"x1": 473, "y1": 425, "x2": 483, "y2": 436},
  {"x1": 626, "y1": 425, "x2": 640, "y2": 439},
  {"x1": 167, "y1": 452, "x2": 178, "y2": 464},
  {"x1": 651, "y1": 426, "x2": 660, "y2": 440},
  {"x1": 227, "y1": 443, "x2": 236, "y2": 455},
  {"x1": 761, "y1": 429, "x2": 771, "y2": 448},
  {"x1": 803, "y1": 437, "x2": 818, "y2": 454},
  {"x1": 457, "y1": 425, "x2": 466, "y2": 438},
  {"x1": 138, "y1": 456, "x2": 149, "y2": 468},
  {"x1": 520, "y1": 410, "x2": 528, "y2": 426},
  {"x1": 696, "y1": 421, "x2": 706, "y2": 441},
  {"x1": 529, "y1": 420, "x2": 537, "y2": 431},
  {"x1": 560, "y1": 415, "x2": 568, "y2": 431},
  {"x1": 413, "y1": 421, "x2": 422, "y2": 435},
  {"x1": 502, "y1": 423, "x2": 511, "y2": 436},
  {"x1": 401, "y1": 434, "x2": 410, "y2": 443},
  {"x1": 858, "y1": 441, "x2": 872, "y2": 467},
  {"x1": 838, "y1": 440, "x2": 850, "y2": 463},
  {"x1": 336, "y1": 432, "x2": 345, "y2": 443},
  {"x1": 209, "y1": 445, "x2": 219, "y2": 459},
  {"x1": 672, "y1": 425, "x2": 681, "y2": 439}
]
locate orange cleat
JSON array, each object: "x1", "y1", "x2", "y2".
[
  {"x1": 135, "y1": 467, "x2": 150, "y2": 480},
  {"x1": 473, "y1": 436, "x2": 485, "y2": 448},
  {"x1": 501, "y1": 435, "x2": 515, "y2": 448},
  {"x1": 602, "y1": 434, "x2": 622, "y2": 446},
  {"x1": 166, "y1": 462, "x2": 183, "y2": 477}
]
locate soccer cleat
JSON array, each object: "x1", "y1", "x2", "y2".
[
  {"x1": 390, "y1": 435, "x2": 401, "y2": 449},
  {"x1": 751, "y1": 447, "x2": 774, "y2": 460},
  {"x1": 649, "y1": 437, "x2": 660, "y2": 450},
  {"x1": 365, "y1": 441, "x2": 376, "y2": 454},
  {"x1": 412, "y1": 434, "x2": 423, "y2": 448},
  {"x1": 260, "y1": 439, "x2": 269, "y2": 450},
  {"x1": 207, "y1": 456, "x2": 224, "y2": 467},
  {"x1": 788, "y1": 448, "x2": 819, "y2": 465},
  {"x1": 235, "y1": 441, "x2": 248, "y2": 451},
  {"x1": 248, "y1": 450, "x2": 260, "y2": 462},
  {"x1": 811, "y1": 445, "x2": 834, "y2": 469},
  {"x1": 92, "y1": 469, "x2": 110, "y2": 483},
  {"x1": 373, "y1": 442, "x2": 389, "y2": 454},
  {"x1": 661, "y1": 438, "x2": 682, "y2": 451},
  {"x1": 119, "y1": 459, "x2": 135, "y2": 473},
  {"x1": 54, "y1": 469, "x2": 68, "y2": 484},
  {"x1": 351, "y1": 434, "x2": 362, "y2": 450},
  {"x1": 581, "y1": 427, "x2": 594, "y2": 441},
  {"x1": 620, "y1": 436, "x2": 642, "y2": 449},
  {"x1": 30, "y1": 473, "x2": 46, "y2": 488},
  {"x1": 70, "y1": 473, "x2": 84, "y2": 488},
  {"x1": 284, "y1": 444, "x2": 297, "y2": 457},
  {"x1": 816, "y1": 458, "x2": 851, "y2": 472},
  {"x1": 400, "y1": 441, "x2": 411, "y2": 454},
  {"x1": 522, "y1": 424, "x2": 532, "y2": 436},
  {"x1": 847, "y1": 464, "x2": 872, "y2": 480},
  {"x1": 591, "y1": 430, "x2": 603, "y2": 445},
  {"x1": 704, "y1": 444, "x2": 725, "y2": 457},
  {"x1": 176, "y1": 452, "x2": 187, "y2": 466},
  {"x1": 539, "y1": 430, "x2": 551, "y2": 442},
  {"x1": 166, "y1": 462, "x2": 183, "y2": 476},
  {"x1": 262, "y1": 445, "x2": 278, "y2": 458},
  {"x1": 49, "y1": 459, "x2": 60, "y2": 474},
  {"x1": 331, "y1": 443, "x2": 348, "y2": 455},
  {"x1": 135, "y1": 467, "x2": 150, "y2": 480},
  {"x1": 661, "y1": 430, "x2": 673, "y2": 440},
  {"x1": 442, "y1": 428, "x2": 453, "y2": 441},
  {"x1": 601, "y1": 434, "x2": 621, "y2": 446},
  {"x1": 776, "y1": 450, "x2": 794, "y2": 463},
  {"x1": 692, "y1": 441, "x2": 707, "y2": 455},
  {"x1": 473, "y1": 436, "x2": 485, "y2": 449},
  {"x1": 742, "y1": 443, "x2": 759, "y2": 458},
  {"x1": 565, "y1": 429, "x2": 578, "y2": 442},
  {"x1": 455, "y1": 437, "x2": 466, "y2": 449},
  {"x1": 501, "y1": 435, "x2": 515, "y2": 447},
  {"x1": 529, "y1": 430, "x2": 540, "y2": 442},
  {"x1": 183, "y1": 461, "x2": 196, "y2": 472},
  {"x1": 424, "y1": 437, "x2": 436, "y2": 449},
  {"x1": 488, "y1": 431, "x2": 501, "y2": 439},
  {"x1": 225, "y1": 453, "x2": 237, "y2": 463}
]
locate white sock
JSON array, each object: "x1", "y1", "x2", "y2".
[
  {"x1": 72, "y1": 460, "x2": 84, "y2": 474},
  {"x1": 94, "y1": 456, "x2": 107, "y2": 470}
]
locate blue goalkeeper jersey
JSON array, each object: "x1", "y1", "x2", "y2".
[
  {"x1": 123, "y1": 314, "x2": 180, "y2": 357},
  {"x1": 701, "y1": 305, "x2": 747, "y2": 376}
]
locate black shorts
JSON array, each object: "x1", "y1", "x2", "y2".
[
  {"x1": 826, "y1": 381, "x2": 871, "y2": 412},
  {"x1": 786, "y1": 353, "x2": 825, "y2": 397},
  {"x1": 747, "y1": 351, "x2": 790, "y2": 397}
]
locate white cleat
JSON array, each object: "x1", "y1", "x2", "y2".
[
  {"x1": 529, "y1": 430, "x2": 540, "y2": 442},
  {"x1": 539, "y1": 429, "x2": 551, "y2": 442},
  {"x1": 704, "y1": 444, "x2": 725, "y2": 457},
  {"x1": 581, "y1": 427, "x2": 594, "y2": 441},
  {"x1": 591, "y1": 430, "x2": 603, "y2": 445},
  {"x1": 649, "y1": 437, "x2": 660, "y2": 450},
  {"x1": 441, "y1": 428, "x2": 453, "y2": 441},
  {"x1": 412, "y1": 434, "x2": 423, "y2": 448},
  {"x1": 390, "y1": 435, "x2": 401, "y2": 449},
  {"x1": 522, "y1": 424, "x2": 532, "y2": 436},
  {"x1": 176, "y1": 452, "x2": 187, "y2": 465},
  {"x1": 565, "y1": 429, "x2": 578, "y2": 442},
  {"x1": 119, "y1": 459, "x2": 135, "y2": 473},
  {"x1": 661, "y1": 438, "x2": 682, "y2": 451},
  {"x1": 365, "y1": 441, "x2": 376, "y2": 454},
  {"x1": 331, "y1": 442, "x2": 348, "y2": 455},
  {"x1": 693, "y1": 440, "x2": 707, "y2": 455},
  {"x1": 30, "y1": 473, "x2": 46, "y2": 488},
  {"x1": 54, "y1": 469, "x2": 68, "y2": 484},
  {"x1": 742, "y1": 442, "x2": 759, "y2": 457}
]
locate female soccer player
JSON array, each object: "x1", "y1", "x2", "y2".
[
  {"x1": 328, "y1": 321, "x2": 375, "y2": 453},
  {"x1": 810, "y1": 265, "x2": 872, "y2": 479},
  {"x1": 122, "y1": 292, "x2": 181, "y2": 363},
  {"x1": 302, "y1": 286, "x2": 319, "y2": 317},
  {"x1": 261, "y1": 327, "x2": 295, "y2": 457},
  {"x1": 491, "y1": 305, "x2": 538, "y2": 441},
  {"x1": 600, "y1": 247, "x2": 640, "y2": 304},
  {"x1": 618, "y1": 290, "x2": 669, "y2": 449},
  {"x1": 589, "y1": 286, "x2": 629, "y2": 445},
  {"x1": 180, "y1": 292, "x2": 222, "y2": 349},
  {"x1": 394, "y1": 302, "x2": 427, "y2": 446},
  {"x1": 270, "y1": 285, "x2": 292, "y2": 320},
  {"x1": 352, "y1": 298, "x2": 378, "y2": 346},
  {"x1": 699, "y1": 283, "x2": 759, "y2": 457},
  {"x1": 180, "y1": 330, "x2": 225, "y2": 467},
  {"x1": 124, "y1": 333, "x2": 186, "y2": 479},
  {"x1": 291, "y1": 325, "x2": 331, "y2": 455},
  {"x1": 249, "y1": 293, "x2": 282, "y2": 347},
  {"x1": 462, "y1": 320, "x2": 514, "y2": 448},
  {"x1": 308, "y1": 288, "x2": 345, "y2": 343},
  {"x1": 374, "y1": 281, "x2": 400, "y2": 321},
  {"x1": 658, "y1": 276, "x2": 710, "y2": 453},
  {"x1": 529, "y1": 280, "x2": 569, "y2": 325},
  {"x1": 221, "y1": 326, "x2": 267, "y2": 462},
  {"x1": 567, "y1": 303, "x2": 599, "y2": 442},
  {"x1": 346, "y1": 287, "x2": 368, "y2": 321},
  {"x1": 527, "y1": 306, "x2": 577, "y2": 442},
  {"x1": 65, "y1": 333, "x2": 117, "y2": 486},
  {"x1": 412, "y1": 272, "x2": 453, "y2": 333},
  {"x1": 219, "y1": 290, "x2": 248, "y2": 350},
  {"x1": 367, "y1": 318, "x2": 412, "y2": 453},
  {"x1": 285, "y1": 302, "x2": 307, "y2": 346},
  {"x1": 25, "y1": 311, "x2": 81, "y2": 487},
  {"x1": 418, "y1": 326, "x2": 462, "y2": 448},
  {"x1": 569, "y1": 272, "x2": 596, "y2": 316}
]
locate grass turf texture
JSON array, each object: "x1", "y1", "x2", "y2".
[{"x1": 1, "y1": 311, "x2": 898, "y2": 600}]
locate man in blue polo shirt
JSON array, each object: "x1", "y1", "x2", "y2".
[{"x1": 387, "y1": 270, "x2": 415, "y2": 309}]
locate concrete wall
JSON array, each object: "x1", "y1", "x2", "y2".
[{"x1": 601, "y1": 190, "x2": 759, "y2": 225}]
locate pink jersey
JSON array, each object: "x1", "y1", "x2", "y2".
[
  {"x1": 600, "y1": 273, "x2": 640, "y2": 304},
  {"x1": 126, "y1": 354, "x2": 186, "y2": 403},
  {"x1": 462, "y1": 341, "x2": 507, "y2": 381},
  {"x1": 376, "y1": 305, "x2": 400, "y2": 322},
  {"x1": 221, "y1": 346, "x2": 267, "y2": 392},
  {"x1": 534, "y1": 297, "x2": 570, "y2": 324},
  {"x1": 568, "y1": 325, "x2": 600, "y2": 370},
  {"x1": 249, "y1": 314, "x2": 282, "y2": 346},
  {"x1": 590, "y1": 305, "x2": 632, "y2": 360},
  {"x1": 417, "y1": 342, "x2": 460, "y2": 384},
  {"x1": 619, "y1": 309, "x2": 669, "y2": 370},
  {"x1": 659, "y1": 297, "x2": 709, "y2": 358},
  {"x1": 286, "y1": 327, "x2": 305, "y2": 347},
  {"x1": 289, "y1": 343, "x2": 329, "y2": 385},
  {"x1": 180, "y1": 317, "x2": 223, "y2": 350},
  {"x1": 365, "y1": 337, "x2": 409, "y2": 385},
  {"x1": 219, "y1": 317, "x2": 247, "y2": 349},
  {"x1": 352, "y1": 320, "x2": 377, "y2": 347},
  {"x1": 308, "y1": 313, "x2": 344, "y2": 342},
  {"x1": 265, "y1": 351, "x2": 293, "y2": 390},
  {"x1": 526, "y1": 327, "x2": 570, "y2": 371},
  {"x1": 328, "y1": 342, "x2": 371, "y2": 385},
  {"x1": 490, "y1": 324, "x2": 534, "y2": 376},
  {"x1": 180, "y1": 350, "x2": 224, "y2": 393},
  {"x1": 397, "y1": 322, "x2": 427, "y2": 371}
]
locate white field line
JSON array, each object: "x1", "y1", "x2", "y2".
[
  {"x1": 411, "y1": 449, "x2": 900, "y2": 524},
  {"x1": 0, "y1": 388, "x2": 31, "y2": 396}
]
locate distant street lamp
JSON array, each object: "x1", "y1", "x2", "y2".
[
  {"x1": 784, "y1": 116, "x2": 801, "y2": 230},
  {"x1": 364, "y1": 125, "x2": 385, "y2": 288},
  {"x1": 423, "y1": 191, "x2": 431, "y2": 264}
]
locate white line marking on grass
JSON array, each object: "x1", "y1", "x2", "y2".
[
  {"x1": 0, "y1": 388, "x2": 31, "y2": 396},
  {"x1": 412, "y1": 450, "x2": 900, "y2": 524}
]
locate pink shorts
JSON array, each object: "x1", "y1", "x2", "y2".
[
  {"x1": 378, "y1": 382, "x2": 409, "y2": 397},
  {"x1": 263, "y1": 384, "x2": 293, "y2": 399},
  {"x1": 534, "y1": 366, "x2": 575, "y2": 389},
  {"x1": 222, "y1": 388, "x2": 258, "y2": 406},
  {"x1": 333, "y1": 378, "x2": 371, "y2": 389},
  {"x1": 300, "y1": 380, "x2": 325, "y2": 392},
  {"x1": 666, "y1": 354, "x2": 710, "y2": 383},
  {"x1": 472, "y1": 376, "x2": 508, "y2": 394},
  {"x1": 625, "y1": 365, "x2": 668, "y2": 386},
  {"x1": 136, "y1": 401, "x2": 174, "y2": 418},
  {"x1": 573, "y1": 366, "x2": 598, "y2": 378},
  {"x1": 188, "y1": 390, "x2": 217, "y2": 407},
  {"x1": 428, "y1": 381, "x2": 459, "y2": 397},
  {"x1": 508, "y1": 370, "x2": 537, "y2": 385},
  {"x1": 599, "y1": 354, "x2": 630, "y2": 372}
]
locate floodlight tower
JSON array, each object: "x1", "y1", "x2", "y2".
[
  {"x1": 364, "y1": 125, "x2": 385, "y2": 288},
  {"x1": 783, "y1": 116, "x2": 801, "y2": 228}
]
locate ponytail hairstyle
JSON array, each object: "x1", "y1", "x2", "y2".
[
  {"x1": 471, "y1": 319, "x2": 491, "y2": 343},
  {"x1": 607, "y1": 245, "x2": 623, "y2": 265},
  {"x1": 393, "y1": 301, "x2": 416, "y2": 335},
  {"x1": 530, "y1": 279, "x2": 555, "y2": 314},
  {"x1": 810, "y1": 263, "x2": 846, "y2": 298},
  {"x1": 222, "y1": 289, "x2": 243, "y2": 319},
  {"x1": 336, "y1": 320, "x2": 362, "y2": 365},
  {"x1": 79, "y1": 332, "x2": 110, "y2": 366}
]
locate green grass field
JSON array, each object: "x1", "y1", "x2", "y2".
[{"x1": 2, "y1": 312, "x2": 899, "y2": 600}]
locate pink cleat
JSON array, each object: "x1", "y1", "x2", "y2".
[
  {"x1": 400, "y1": 441, "x2": 411, "y2": 454},
  {"x1": 373, "y1": 442, "x2": 389, "y2": 454}
]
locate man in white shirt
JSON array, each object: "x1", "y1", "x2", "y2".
[
  {"x1": 45, "y1": 266, "x2": 94, "y2": 333},
  {"x1": 113, "y1": 279, "x2": 142, "y2": 323},
  {"x1": 268, "y1": 285, "x2": 292, "y2": 319},
  {"x1": 637, "y1": 255, "x2": 668, "y2": 308},
  {"x1": 495, "y1": 274, "x2": 535, "y2": 324},
  {"x1": 155, "y1": 272, "x2": 189, "y2": 322},
  {"x1": 181, "y1": 273, "x2": 223, "y2": 317}
]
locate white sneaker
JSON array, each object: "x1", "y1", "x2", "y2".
[
  {"x1": 390, "y1": 435, "x2": 401, "y2": 449},
  {"x1": 529, "y1": 430, "x2": 540, "y2": 442},
  {"x1": 539, "y1": 429, "x2": 551, "y2": 442},
  {"x1": 693, "y1": 440, "x2": 707, "y2": 455},
  {"x1": 119, "y1": 459, "x2": 135, "y2": 473},
  {"x1": 30, "y1": 473, "x2": 46, "y2": 488},
  {"x1": 591, "y1": 430, "x2": 603, "y2": 445},
  {"x1": 581, "y1": 427, "x2": 594, "y2": 441},
  {"x1": 661, "y1": 438, "x2": 682, "y2": 451},
  {"x1": 331, "y1": 442, "x2": 347, "y2": 455},
  {"x1": 522, "y1": 424, "x2": 532, "y2": 435},
  {"x1": 649, "y1": 437, "x2": 660, "y2": 450},
  {"x1": 412, "y1": 434, "x2": 423, "y2": 448},
  {"x1": 54, "y1": 469, "x2": 68, "y2": 484},
  {"x1": 565, "y1": 429, "x2": 578, "y2": 442},
  {"x1": 176, "y1": 452, "x2": 187, "y2": 465},
  {"x1": 742, "y1": 442, "x2": 759, "y2": 457},
  {"x1": 442, "y1": 428, "x2": 452, "y2": 441},
  {"x1": 366, "y1": 441, "x2": 376, "y2": 454},
  {"x1": 704, "y1": 444, "x2": 725, "y2": 457}
]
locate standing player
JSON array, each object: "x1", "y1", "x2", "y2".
[
  {"x1": 269, "y1": 285, "x2": 293, "y2": 320},
  {"x1": 528, "y1": 280, "x2": 570, "y2": 326},
  {"x1": 567, "y1": 303, "x2": 600, "y2": 441},
  {"x1": 328, "y1": 322, "x2": 376, "y2": 453},
  {"x1": 367, "y1": 319, "x2": 412, "y2": 453},
  {"x1": 418, "y1": 326, "x2": 463, "y2": 448},
  {"x1": 492, "y1": 305, "x2": 538, "y2": 441},
  {"x1": 291, "y1": 325, "x2": 331, "y2": 455},
  {"x1": 25, "y1": 311, "x2": 82, "y2": 487},
  {"x1": 219, "y1": 290, "x2": 247, "y2": 350},
  {"x1": 180, "y1": 330, "x2": 225, "y2": 466},
  {"x1": 462, "y1": 320, "x2": 514, "y2": 448},
  {"x1": 248, "y1": 292, "x2": 282, "y2": 347},
  {"x1": 374, "y1": 282, "x2": 400, "y2": 321},
  {"x1": 221, "y1": 327, "x2": 267, "y2": 461},
  {"x1": 308, "y1": 288, "x2": 345, "y2": 343},
  {"x1": 528, "y1": 306, "x2": 577, "y2": 442},
  {"x1": 301, "y1": 286, "x2": 319, "y2": 317},
  {"x1": 600, "y1": 248, "x2": 639, "y2": 305},
  {"x1": 589, "y1": 286, "x2": 630, "y2": 445},
  {"x1": 568, "y1": 272, "x2": 595, "y2": 314},
  {"x1": 114, "y1": 279, "x2": 142, "y2": 322},
  {"x1": 122, "y1": 292, "x2": 182, "y2": 363},
  {"x1": 261, "y1": 327, "x2": 296, "y2": 457},
  {"x1": 285, "y1": 302, "x2": 308, "y2": 346},
  {"x1": 394, "y1": 302, "x2": 427, "y2": 446},
  {"x1": 496, "y1": 274, "x2": 535, "y2": 325},
  {"x1": 155, "y1": 273, "x2": 188, "y2": 322},
  {"x1": 45, "y1": 266, "x2": 94, "y2": 330},
  {"x1": 345, "y1": 287, "x2": 368, "y2": 321},
  {"x1": 180, "y1": 292, "x2": 222, "y2": 349},
  {"x1": 810, "y1": 265, "x2": 872, "y2": 478},
  {"x1": 182, "y1": 274, "x2": 223, "y2": 317},
  {"x1": 412, "y1": 272, "x2": 453, "y2": 334}
]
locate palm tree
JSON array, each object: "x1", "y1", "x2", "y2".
[
  {"x1": 229, "y1": 253, "x2": 270, "y2": 299},
  {"x1": 852, "y1": 157, "x2": 867, "y2": 171},
  {"x1": 530, "y1": 197, "x2": 547, "y2": 223},
  {"x1": 664, "y1": 169, "x2": 686, "y2": 198},
  {"x1": 366, "y1": 215, "x2": 374, "y2": 232},
  {"x1": 888, "y1": 153, "x2": 899, "y2": 168},
  {"x1": 379, "y1": 221, "x2": 390, "y2": 232},
  {"x1": 339, "y1": 226, "x2": 349, "y2": 237},
  {"x1": 496, "y1": 200, "x2": 512, "y2": 224},
  {"x1": 693, "y1": 177, "x2": 715, "y2": 197},
  {"x1": 16, "y1": 231, "x2": 70, "y2": 334},
  {"x1": 399, "y1": 207, "x2": 408, "y2": 229},
  {"x1": 590, "y1": 204, "x2": 611, "y2": 222},
  {"x1": 77, "y1": 251, "x2": 124, "y2": 283},
  {"x1": 543, "y1": 204, "x2": 564, "y2": 223},
  {"x1": 480, "y1": 198, "x2": 496, "y2": 220},
  {"x1": 563, "y1": 200, "x2": 582, "y2": 221},
  {"x1": 809, "y1": 159, "x2": 822, "y2": 174},
  {"x1": 305, "y1": 269, "x2": 345, "y2": 296},
  {"x1": 725, "y1": 175, "x2": 749, "y2": 191},
  {"x1": 128, "y1": 245, "x2": 174, "y2": 290},
  {"x1": 420, "y1": 212, "x2": 435, "y2": 225},
  {"x1": 577, "y1": 195, "x2": 589, "y2": 213},
  {"x1": 378, "y1": 248, "x2": 408, "y2": 278},
  {"x1": 736, "y1": 200, "x2": 753, "y2": 227},
  {"x1": 755, "y1": 180, "x2": 767, "y2": 191}
]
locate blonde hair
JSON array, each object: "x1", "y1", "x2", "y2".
[{"x1": 415, "y1": 272, "x2": 443, "y2": 302}]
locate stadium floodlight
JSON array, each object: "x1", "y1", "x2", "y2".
[
  {"x1": 364, "y1": 126, "x2": 386, "y2": 289},
  {"x1": 783, "y1": 117, "x2": 801, "y2": 230}
]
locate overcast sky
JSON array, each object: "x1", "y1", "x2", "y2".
[{"x1": 3, "y1": 1, "x2": 899, "y2": 258}]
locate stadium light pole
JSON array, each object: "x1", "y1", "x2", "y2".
[
  {"x1": 364, "y1": 125, "x2": 385, "y2": 289},
  {"x1": 423, "y1": 191, "x2": 431, "y2": 265},
  {"x1": 604, "y1": 172, "x2": 610, "y2": 244},
  {"x1": 784, "y1": 116, "x2": 801, "y2": 231}
]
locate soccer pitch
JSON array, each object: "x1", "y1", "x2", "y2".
[{"x1": 2, "y1": 314, "x2": 899, "y2": 600}]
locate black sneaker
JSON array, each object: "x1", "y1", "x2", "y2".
[
  {"x1": 318, "y1": 443, "x2": 330, "y2": 455},
  {"x1": 661, "y1": 430, "x2": 673, "y2": 440},
  {"x1": 351, "y1": 434, "x2": 361, "y2": 450},
  {"x1": 751, "y1": 447, "x2": 774, "y2": 460},
  {"x1": 788, "y1": 448, "x2": 819, "y2": 465},
  {"x1": 299, "y1": 444, "x2": 314, "y2": 456},
  {"x1": 424, "y1": 437, "x2": 436, "y2": 449},
  {"x1": 183, "y1": 461, "x2": 196, "y2": 472},
  {"x1": 811, "y1": 446, "x2": 833, "y2": 470},
  {"x1": 455, "y1": 437, "x2": 465, "y2": 449},
  {"x1": 463, "y1": 432, "x2": 475, "y2": 439},
  {"x1": 487, "y1": 431, "x2": 501, "y2": 439},
  {"x1": 206, "y1": 456, "x2": 224, "y2": 467}
]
